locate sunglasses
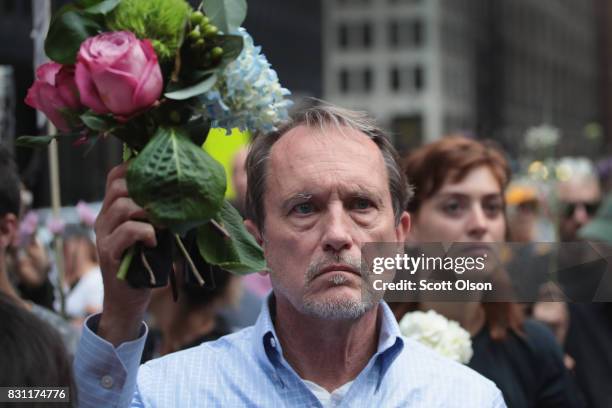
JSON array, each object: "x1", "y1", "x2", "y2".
[{"x1": 561, "y1": 201, "x2": 601, "y2": 218}]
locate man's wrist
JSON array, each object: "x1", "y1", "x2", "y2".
[{"x1": 98, "y1": 310, "x2": 144, "y2": 347}]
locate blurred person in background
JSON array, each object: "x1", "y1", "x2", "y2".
[
  {"x1": 0, "y1": 293, "x2": 74, "y2": 401},
  {"x1": 561, "y1": 194, "x2": 612, "y2": 408},
  {"x1": 230, "y1": 145, "x2": 249, "y2": 217},
  {"x1": 556, "y1": 158, "x2": 602, "y2": 243},
  {"x1": 142, "y1": 263, "x2": 237, "y2": 362},
  {"x1": 60, "y1": 224, "x2": 103, "y2": 322},
  {"x1": 392, "y1": 136, "x2": 584, "y2": 408},
  {"x1": 534, "y1": 158, "x2": 603, "y2": 348},
  {"x1": 218, "y1": 145, "x2": 268, "y2": 330},
  {"x1": 0, "y1": 143, "x2": 78, "y2": 355},
  {"x1": 6, "y1": 184, "x2": 57, "y2": 310},
  {"x1": 505, "y1": 182, "x2": 540, "y2": 242}
]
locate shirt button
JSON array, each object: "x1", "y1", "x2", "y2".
[
  {"x1": 100, "y1": 375, "x2": 114, "y2": 389},
  {"x1": 270, "y1": 337, "x2": 277, "y2": 348}
]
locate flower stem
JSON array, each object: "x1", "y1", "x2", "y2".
[
  {"x1": 117, "y1": 246, "x2": 135, "y2": 280},
  {"x1": 174, "y1": 234, "x2": 205, "y2": 286}
]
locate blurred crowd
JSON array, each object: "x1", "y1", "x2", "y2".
[{"x1": 1, "y1": 128, "x2": 611, "y2": 406}]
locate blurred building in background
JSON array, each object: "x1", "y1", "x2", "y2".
[
  {"x1": 241, "y1": 0, "x2": 322, "y2": 102},
  {"x1": 598, "y1": 0, "x2": 612, "y2": 153},
  {"x1": 324, "y1": 0, "x2": 603, "y2": 156},
  {"x1": 483, "y1": 0, "x2": 601, "y2": 157}
]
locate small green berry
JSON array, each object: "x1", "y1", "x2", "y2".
[
  {"x1": 190, "y1": 11, "x2": 204, "y2": 25},
  {"x1": 204, "y1": 25, "x2": 218, "y2": 38},
  {"x1": 188, "y1": 27, "x2": 201, "y2": 41},
  {"x1": 211, "y1": 46, "x2": 223, "y2": 59}
]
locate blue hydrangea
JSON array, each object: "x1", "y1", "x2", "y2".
[{"x1": 204, "y1": 28, "x2": 293, "y2": 134}]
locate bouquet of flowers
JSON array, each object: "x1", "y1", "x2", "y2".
[
  {"x1": 19, "y1": 0, "x2": 292, "y2": 288},
  {"x1": 399, "y1": 310, "x2": 473, "y2": 364}
]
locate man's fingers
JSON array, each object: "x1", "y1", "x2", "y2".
[
  {"x1": 99, "y1": 177, "x2": 129, "y2": 217},
  {"x1": 105, "y1": 163, "x2": 128, "y2": 192},
  {"x1": 100, "y1": 221, "x2": 157, "y2": 265},
  {"x1": 97, "y1": 197, "x2": 147, "y2": 237}
]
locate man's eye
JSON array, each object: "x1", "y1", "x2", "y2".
[
  {"x1": 351, "y1": 198, "x2": 373, "y2": 211},
  {"x1": 293, "y1": 202, "x2": 315, "y2": 215}
]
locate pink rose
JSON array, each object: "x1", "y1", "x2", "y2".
[
  {"x1": 25, "y1": 62, "x2": 81, "y2": 132},
  {"x1": 76, "y1": 201, "x2": 97, "y2": 227},
  {"x1": 75, "y1": 31, "x2": 163, "y2": 118},
  {"x1": 46, "y1": 216, "x2": 66, "y2": 236}
]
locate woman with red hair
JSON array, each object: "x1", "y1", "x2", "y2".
[{"x1": 393, "y1": 136, "x2": 583, "y2": 408}]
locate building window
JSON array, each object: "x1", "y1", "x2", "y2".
[
  {"x1": 339, "y1": 24, "x2": 349, "y2": 48},
  {"x1": 363, "y1": 24, "x2": 372, "y2": 47},
  {"x1": 338, "y1": 67, "x2": 374, "y2": 93},
  {"x1": 413, "y1": 20, "x2": 423, "y2": 46},
  {"x1": 414, "y1": 66, "x2": 424, "y2": 90},
  {"x1": 340, "y1": 69, "x2": 350, "y2": 93},
  {"x1": 388, "y1": 19, "x2": 424, "y2": 48},
  {"x1": 363, "y1": 68, "x2": 373, "y2": 91},
  {"x1": 390, "y1": 67, "x2": 401, "y2": 91},
  {"x1": 338, "y1": 21, "x2": 374, "y2": 49},
  {"x1": 390, "y1": 66, "x2": 424, "y2": 93}
]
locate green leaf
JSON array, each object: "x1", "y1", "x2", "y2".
[
  {"x1": 197, "y1": 200, "x2": 266, "y2": 275},
  {"x1": 202, "y1": 0, "x2": 247, "y2": 34},
  {"x1": 45, "y1": 8, "x2": 101, "y2": 64},
  {"x1": 80, "y1": 111, "x2": 114, "y2": 131},
  {"x1": 126, "y1": 127, "x2": 226, "y2": 233},
  {"x1": 15, "y1": 135, "x2": 58, "y2": 148},
  {"x1": 83, "y1": 0, "x2": 121, "y2": 15},
  {"x1": 165, "y1": 74, "x2": 218, "y2": 100},
  {"x1": 214, "y1": 34, "x2": 244, "y2": 67}
]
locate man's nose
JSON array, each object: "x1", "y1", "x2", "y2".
[
  {"x1": 321, "y1": 205, "x2": 353, "y2": 253},
  {"x1": 466, "y1": 205, "x2": 488, "y2": 239},
  {"x1": 572, "y1": 204, "x2": 589, "y2": 225}
]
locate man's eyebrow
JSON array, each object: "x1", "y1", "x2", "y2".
[
  {"x1": 435, "y1": 191, "x2": 503, "y2": 199},
  {"x1": 281, "y1": 192, "x2": 314, "y2": 211},
  {"x1": 343, "y1": 187, "x2": 385, "y2": 206}
]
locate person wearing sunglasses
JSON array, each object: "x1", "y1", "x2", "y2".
[{"x1": 556, "y1": 158, "x2": 602, "y2": 243}]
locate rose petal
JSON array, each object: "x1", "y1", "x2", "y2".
[
  {"x1": 131, "y1": 45, "x2": 163, "y2": 111},
  {"x1": 56, "y1": 66, "x2": 81, "y2": 110},
  {"x1": 36, "y1": 83, "x2": 71, "y2": 131},
  {"x1": 79, "y1": 32, "x2": 132, "y2": 71},
  {"x1": 91, "y1": 68, "x2": 140, "y2": 115},
  {"x1": 36, "y1": 62, "x2": 61, "y2": 85},
  {"x1": 75, "y1": 61, "x2": 109, "y2": 114},
  {"x1": 111, "y1": 35, "x2": 149, "y2": 78}
]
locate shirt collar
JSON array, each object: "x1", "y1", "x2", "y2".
[{"x1": 251, "y1": 294, "x2": 405, "y2": 373}]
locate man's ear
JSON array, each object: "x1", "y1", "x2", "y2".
[
  {"x1": 244, "y1": 219, "x2": 264, "y2": 247},
  {"x1": 0, "y1": 213, "x2": 18, "y2": 251},
  {"x1": 395, "y1": 211, "x2": 411, "y2": 243},
  {"x1": 244, "y1": 219, "x2": 269, "y2": 276}
]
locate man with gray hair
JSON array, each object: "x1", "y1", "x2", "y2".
[
  {"x1": 556, "y1": 157, "x2": 602, "y2": 243},
  {"x1": 74, "y1": 103, "x2": 505, "y2": 407}
]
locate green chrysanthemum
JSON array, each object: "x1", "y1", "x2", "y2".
[{"x1": 106, "y1": 0, "x2": 191, "y2": 62}]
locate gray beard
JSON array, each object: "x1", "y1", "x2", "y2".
[{"x1": 301, "y1": 272, "x2": 377, "y2": 320}]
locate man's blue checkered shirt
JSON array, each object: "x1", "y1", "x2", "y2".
[{"x1": 74, "y1": 297, "x2": 505, "y2": 407}]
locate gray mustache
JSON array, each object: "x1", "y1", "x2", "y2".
[{"x1": 306, "y1": 254, "x2": 362, "y2": 282}]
